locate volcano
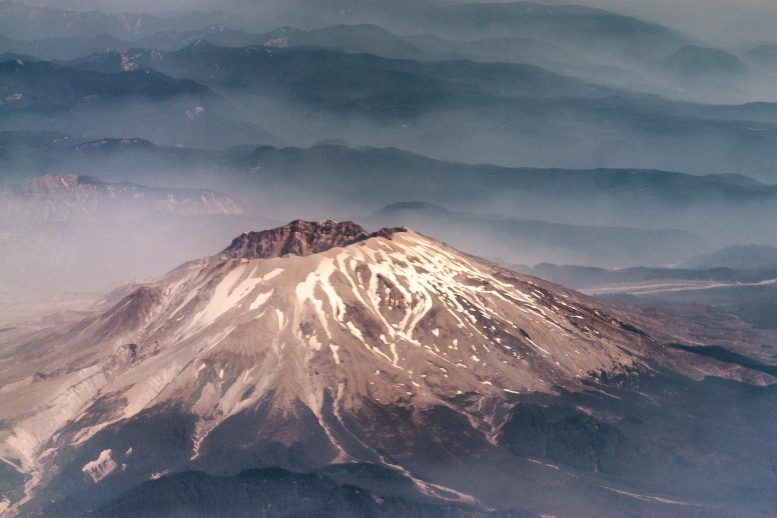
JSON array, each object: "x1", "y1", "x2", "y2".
[{"x1": 1, "y1": 220, "x2": 775, "y2": 517}]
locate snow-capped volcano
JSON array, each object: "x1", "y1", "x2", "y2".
[{"x1": 0, "y1": 219, "x2": 665, "y2": 514}]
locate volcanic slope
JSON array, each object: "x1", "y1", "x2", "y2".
[{"x1": 0, "y1": 219, "x2": 750, "y2": 516}]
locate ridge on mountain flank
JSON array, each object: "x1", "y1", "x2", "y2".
[{"x1": 222, "y1": 219, "x2": 404, "y2": 259}]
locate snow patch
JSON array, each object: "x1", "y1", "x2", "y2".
[
  {"x1": 192, "y1": 264, "x2": 264, "y2": 327},
  {"x1": 263, "y1": 268, "x2": 284, "y2": 281},
  {"x1": 275, "y1": 309, "x2": 286, "y2": 329},
  {"x1": 250, "y1": 289, "x2": 273, "y2": 310}
]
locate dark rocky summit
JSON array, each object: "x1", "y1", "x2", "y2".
[{"x1": 222, "y1": 219, "x2": 403, "y2": 259}]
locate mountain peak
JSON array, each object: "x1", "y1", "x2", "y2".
[
  {"x1": 1, "y1": 173, "x2": 244, "y2": 221},
  {"x1": 222, "y1": 219, "x2": 403, "y2": 259},
  {"x1": 24, "y1": 172, "x2": 90, "y2": 190}
]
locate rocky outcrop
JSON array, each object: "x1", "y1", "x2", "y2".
[{"x1": 222, "y1": 219, "x2": 403, "y2": 259}]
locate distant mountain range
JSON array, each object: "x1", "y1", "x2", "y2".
[
  {"x1": 50, "y1": 41, "x2": 777, "y2": 178},
  {"x1": 365, "y1": 201, "x2": 702, "y2": 268},
  {"x1": 682, "y1": 244, "x2": 777, "y2": 270},
  {"x1": 407, "y1": 2, "x2": 690, "y2": 59},
  {"x1": 3, "y1": 133, "x2": 777, "y2": 248},
  {"x1": 0, "y1": 173, "x2": 243, "y2": 222},
  {"x1": 8, "y1": 141, "x2": 777, "y2": 299},
  {"x1": 0, "y1": 22, "x2": 654, "y2": 94},
  {"x1": 0, "y1": 32, "x2": 130, "y2": 61},
  {"x1": 662, "y1": 45, "x2": 748, "y2": 78},
  {"x1": 2, "y1": 0, "x2": 776, "y2": 104},
  {"x1": 0, "y1": 0, "x2": 230, "y2": 40},
  {"x1": 0, "y1": 56, "x2": 279, "y2": 148},
  {"x1": 520, "y1": 249, "x2": 777, "y2": 332},
  {"x1": 520, "y1": 262, "x2": 777, "y2": 290},
  {"x1": 0, "y1": 57, "x2": 210, "y2": 111},
  {"x1": 115, "y1": 41, "x2": 615, "y2": 106},
  {"x1": 3, "y1": 6, "x2": 777, "y2": 171}
]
